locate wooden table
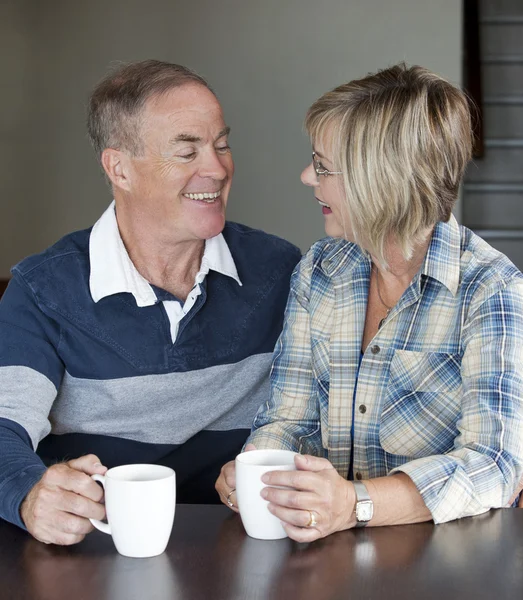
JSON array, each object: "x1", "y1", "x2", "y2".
[{"x1": 1, "y1": 505, "x2": 523, "y2": 600}]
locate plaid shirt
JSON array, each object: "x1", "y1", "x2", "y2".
[{"x1": 249, "y1": 215, "x2": 523, "y2": 523}]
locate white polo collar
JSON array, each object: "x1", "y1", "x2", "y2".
[{"x1": 89, "y1": 201, "x2": 241, "y2": 307}]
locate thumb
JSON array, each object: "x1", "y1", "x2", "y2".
[
  {"x1": 67, "y1": 454, "x2": 108, "y2": 475},
  {"x1": 295, "y1": 454, "x2": 334, "y2": 473},
  {"x1": 244, "y1": 444, "x2": 257, "y2": 452}
]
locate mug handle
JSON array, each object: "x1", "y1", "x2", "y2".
[{"x1": 89, "y1": 474, "x2": 111, "y2": 535}]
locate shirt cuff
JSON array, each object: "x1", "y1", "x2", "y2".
[
  {"x1": 390, "y1": 456, "x2": 491, "y2": 524},
  {"x1": 1, "y1": 464, "x2": 46, "y2": 530}
]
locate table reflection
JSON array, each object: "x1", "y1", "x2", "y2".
[
  {"x1": 209, "y1": 514, "x2": 434, "y2": 600},
  {"x1": 22, "y1": 536, "x2": 182, "y2": 600}
]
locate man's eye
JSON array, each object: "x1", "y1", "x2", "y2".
[
  {"x1": 216, "y1": 145, "x2": 231, "y2": 154},
  {"x1": 179, "y1": 152, "x2": 196, "y2": 160}
]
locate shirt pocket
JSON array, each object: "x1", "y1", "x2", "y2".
[{"x1": 379, "y1": 350, "x2": 462, "y2": 458}]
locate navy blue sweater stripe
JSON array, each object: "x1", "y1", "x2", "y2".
[{"x1": 0, "y1": 222, "x2": 301, "y2": 527}]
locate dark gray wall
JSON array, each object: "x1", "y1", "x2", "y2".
[{"x1": 0, "y1": 0, "x2": 462, "y2": 277}]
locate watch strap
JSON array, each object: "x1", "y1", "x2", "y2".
[
  {"x1": 353, "y1": 480, "x2": 371, "y2": 502},
  {"x1": 353, "y1": 480, "x2": 373, "y2": 527}
]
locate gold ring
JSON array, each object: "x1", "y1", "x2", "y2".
[
  {"x1": 306, "y1": 510, "x2": 318, "y2": 528},
  {"x1": 226, "y1": 488, "x2": 236, "y2": 508}
]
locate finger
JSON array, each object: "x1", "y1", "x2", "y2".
[
  {"x1": 215, "y1": 475, "x2": 239, "y2": 513},
  {"x1": 268, "y1": 502, "x2": 318, "y2": 529},
  {"x1": 261, "y1": 469, "x2": 320, "y2": 491},
  {"x1": 67, "y1": 454, "x2": 107, "y2": 475},
  {"x1": 223, "y1": 461, "x2": 236, "y2": 489},
  {"x1": 244, "y1": 444, "x2": 257, "y2": 452},
  {"x1": 215, "y1": 464, "x2": 236, "y2": 495},
  {"x1": 33, "y1": 508, "x2": 93, "y2": 544},
  {"x1": 262, "y1": 487, "x2": 317, "y2": 511},
  {"x1": 227, "y1": 489, "x2": 240, "y2": 513},
  {"x1": 45, "y1": 465, "x2": 105, "y2": 503},
  {"x1": 283, "y1": 522, "x2": 322, "y2": 543},
  {"x1": 56, "y1": 490, "x2": 106, "y2": 521},
  {"x1": 34, "y1": 528, "x2": 87, "y2": 546},
  {"x1": 54, "y1": 510, "x2": 96, "y2": 537},
  {"x1": 294, "y1": 454, "x2": 335, "y2": 473}
]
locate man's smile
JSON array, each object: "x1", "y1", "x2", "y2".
[{"x1": 183, "y1": 190, "x2": 222, "y2": 203}]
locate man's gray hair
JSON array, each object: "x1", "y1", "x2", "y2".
[{"x1": 87, "y1": 59, "x2": 213, "y2": 164}]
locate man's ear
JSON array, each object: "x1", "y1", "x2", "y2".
[{"x1": 101, "y1": 148, "x2": 132, "y2": 192}]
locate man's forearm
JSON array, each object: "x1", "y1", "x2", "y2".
[{"x1": 0, "y1": 418, "x2": 46, "y2": 529}]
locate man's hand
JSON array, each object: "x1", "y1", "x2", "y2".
[
  {"x1": 215, "y1": 444, "x2": 256, "y2": 512},
  {"x1": 20, "y1": 455, "x2": 107, "y2": 545}
]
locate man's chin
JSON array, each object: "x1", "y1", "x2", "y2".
[{"x1": 192, "y1": 214, "x2": 226, "y2": 241}]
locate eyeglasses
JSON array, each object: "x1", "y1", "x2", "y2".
[{"x1": 312, "y1": 151, "x2": 342, "y2": 177}]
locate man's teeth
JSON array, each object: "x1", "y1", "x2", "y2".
[
  {"x1": 184, "y1": 191, "x2": 221, "y2": 202},
  {"x1": 318, "y1": 200, "x2": 330, "y2": 208}
]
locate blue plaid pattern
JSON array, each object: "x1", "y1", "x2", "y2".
[{"x1": 249, "y1": 216, "x2": 523, "y2": 523}]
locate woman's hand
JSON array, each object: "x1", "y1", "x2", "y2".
[
  {"x1": 261, "y1": 454, "x2": 356, "y2": 542},
  {"x1": 215, "y1": 444, "x2": 256, "y2": 512}
]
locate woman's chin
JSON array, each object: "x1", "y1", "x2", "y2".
[{"x1": 324, "y1": 222, "x2": 346, "y2": 239}]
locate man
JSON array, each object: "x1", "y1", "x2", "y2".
[{"x1": 0, "y1": 60, "x2": 301, "y2": 545}]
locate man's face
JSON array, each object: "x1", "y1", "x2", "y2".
[{"x1": 122, "y1": 84, "x2": 234, "y2": 242}]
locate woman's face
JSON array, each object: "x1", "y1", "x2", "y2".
[{"x1": 300, "y1": 128, "x2": 353, "y2": 240}]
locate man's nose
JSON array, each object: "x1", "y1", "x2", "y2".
[{"x1": 199, "y1": 149, "x2": 229, "y2": 180}]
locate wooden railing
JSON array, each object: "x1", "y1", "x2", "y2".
[
  {"x1": 0, "y1": 279, "x2": 9, "y2": 299},
  {"x1": 463, "y1": 0, "x2": 484, "y2": 158}
]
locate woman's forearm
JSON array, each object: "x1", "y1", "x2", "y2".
[{"x1": 363, "y1": 473, "x2": 432, "y2": 527}]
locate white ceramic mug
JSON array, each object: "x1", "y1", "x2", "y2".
[
  {"x1": 90, "y1": 464, "x2": 176, "y2": 558},
  {"x1": 236, "y1": 449, "x2": 297, "y2": 540}
]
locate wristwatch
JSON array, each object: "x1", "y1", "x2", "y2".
[{"x1": 353, "y1": 480, "x2": 373, "y2": 527}]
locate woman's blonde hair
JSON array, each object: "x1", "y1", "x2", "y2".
[{"x1": 304, "y1": 63, "x2": 473, "y2": 265}]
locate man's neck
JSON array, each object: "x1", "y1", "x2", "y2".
[{"x1": 116, "y1": 207, "x2": 205, "y2": 301}]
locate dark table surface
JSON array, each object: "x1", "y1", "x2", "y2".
[{"x1": 1, "y1": 505, "x2": 523, "y2": 600}]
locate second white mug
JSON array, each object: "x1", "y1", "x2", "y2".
[{"x1": 236, "y1": 449, "x2": 297, "y2": 540}]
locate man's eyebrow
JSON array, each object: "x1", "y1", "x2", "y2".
[
  {"x1": 171, "y1": 133, "x2": 202, "y2": 144},
  {"x1": 169, "y1": 127, "x2": 230, "y2": 145},
  {"x1": 216, "y1": 126, "x2": 231, "y2": 140}
]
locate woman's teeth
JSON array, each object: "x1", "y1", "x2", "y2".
[
  {"x1": 317, "y1": 200, "x2": 330, "y2": 208},
  {"x1": 183, "y1": 190, "x2": 221, "y2": 202}
]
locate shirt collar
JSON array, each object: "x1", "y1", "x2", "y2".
[
  {"x1": 421, "y1": 214, "x2": 461, "y2": 296},
  {"x1": 321, "y1": 238, "x2": 368, "y2": 277},
  {"x1": 89, "y1": 201, "x2": 242, "y2": 307},
  {"x1": 320, "y1": 213, "x2": 461, "y2": 295}
]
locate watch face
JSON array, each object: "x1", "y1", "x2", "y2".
[{"x1": 356, "y1": 500, "x2": 373, "y2": 522}]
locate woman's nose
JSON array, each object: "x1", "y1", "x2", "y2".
[{"x1": 301, "y1": 162, "x2": 318, "y2": 187}]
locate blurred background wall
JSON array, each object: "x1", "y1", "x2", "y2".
[{"x1": 0, "y1": 0, "x2": 462, "y2": 278}]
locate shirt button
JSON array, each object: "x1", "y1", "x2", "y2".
[
  {"x1": 356, "y1": 472, "x2": 363, "y2": 480},
  {"x1": 371, "y1": 345, "x2": 380, "y2": 355},
  {"x1": 359, "y1": 404, "x2": 367, "y2": 414}
]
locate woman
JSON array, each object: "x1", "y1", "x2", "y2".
[{"x1": 216, "y1": 64, "x2": 523, "y2": 541}]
